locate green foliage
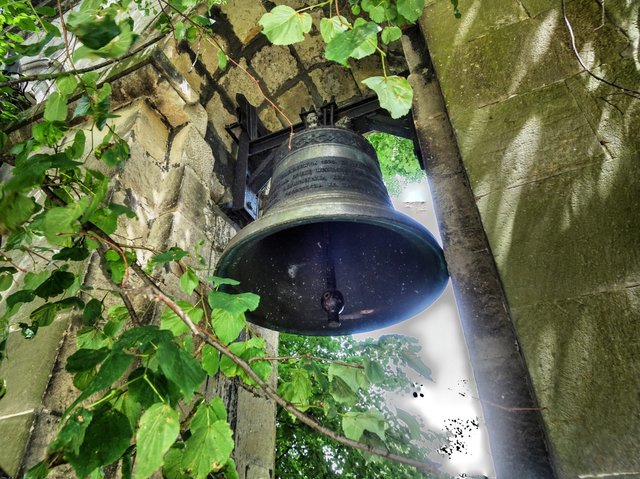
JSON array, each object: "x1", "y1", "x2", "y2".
[
  {"x1": 0, "y1": 1, "x2": 448, "y2": 477},
  {"x1": 258, "y1": 5, "x2": 312, "y2": 45},
  {"x1": 276, "y1": 334, "x2": 444, "y2": 478},
  {"x1": 367, "y1": 131, "x2": 424, "y2": 196}
]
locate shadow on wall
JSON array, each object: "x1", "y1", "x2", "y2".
[{"x1": 424, "y1": 0, "x2": 640, "y2": 476}]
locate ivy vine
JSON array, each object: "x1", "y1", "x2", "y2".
[{"x1": 0, "y1": 0, "x2": 463, "y2": 477}]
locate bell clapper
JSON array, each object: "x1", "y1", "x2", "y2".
[{"x1": 321, "y1": 224, "x2": 344, "y2": 328}]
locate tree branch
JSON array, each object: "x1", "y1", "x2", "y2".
[
  {"x1": 561, "y1": 0, "x2": 640, "y2": 99},
  {"x1": 153, "y1": 289, "x2": 441, "y2": 475},
  {"x1": 0, "y1": 34, "x2": 166, "y2": 89}
]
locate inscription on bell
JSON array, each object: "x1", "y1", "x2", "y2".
[{"x1": 267, "y1": 156, "x2": 389, "y2": 208}]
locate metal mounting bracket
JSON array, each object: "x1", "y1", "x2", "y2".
[{"x1": 224, "y1": 93, "x2": 423, "y2": 227}]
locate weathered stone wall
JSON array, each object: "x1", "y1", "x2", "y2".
[
  {"x1": 420, "y1": 0, "x2": 640, "y2": 477},
  {"x1": 0, "y1": 2, "x2": 406, "y2": 476}
]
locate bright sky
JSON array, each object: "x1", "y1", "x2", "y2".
[{"x1": 355, "y1": 180, "x2": 495, "y2": 478}]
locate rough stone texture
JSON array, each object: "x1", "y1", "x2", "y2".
[
  {"x1": 205, "y1": 92, "x2": 239, "y2": 154},
  {"x1": 250, "y1": 44, "x2": 299, "y2": 94},
  {"x1": 310, "y1": 64, "x2": 360, "y2": 103},
  {"x1": 293, "y1": 31, "x2": 326, "y2": 70},
  {"x1": 405, "y1": 32, "x2": 554, "y2": 478},
  {"x1": 276, "y1": 81, "x2": 314, "y2": 123},
  {"x1": 0, "y1": 318, "x2": 70, "y2": 476},
  {"x1": 169, "y1": 123, "x2": 216, "y2": 186},
  {"x1": 220, "y1": 0, "x2": 266, "y2": 45},
  {"x1": 422, "y1": 0, "x2": 640, "y2": 476},
  {"x1": 221, "y1": 58, "x2": 266, "y2": 107}
]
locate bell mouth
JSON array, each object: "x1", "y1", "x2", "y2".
[{"x1": 215, "y1": 201, "x2": 448, "y2": 336}]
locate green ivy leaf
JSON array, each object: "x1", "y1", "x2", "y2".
[
  {"x1": 278, "y1": 369, "x2": 312, "y2": 411},
  {"x1": 0, "y1": 191, "x2": 38, "y2": 235},
  {"x1": 52, "y1": 245, "x2": 91, "y2": 261},
  {"x1": 30, "y1": 302, "x2": 60, "y2": 327},
  {"x1": 397, "y1": 0, "x2": 425, "y2": 22},
  {"x1": 42, "y1": 202, "x2": 86, "y2": 246},
  {"x1": 156, "y1": 340, "x2": 206, "y2": 402},
  {"x1": 363, "y1": 358, "x2": 385, "y2": 384},
  {"x1": 89, "y1": 203, "x2": 136, "y2": 234},
  {"x1": 146, "y1": 247, "x2": 188, "y2": 272},
  {"x1": 401, "y1": 349, "x2": 433, "y2": 381},
  {"x1": 181, "y1": 420, "x2": 234, "y2": 479},
  {"x1": 361, "y1": 0, "x2": 389, "y2": 23},
  {"x1": 82, "y1": 298, "x2": 103, "y2": 325},
  {"x1": 217, "y1": 50, "x2": 227, "y2": 71},
  {"x1": 179, "y1": 268, "x2": 199, "y2": 295},
  {"x1": 56, "y1": 75, "x2": 79, "y2": 95},
  {"x1": 396, "y1": 407, "x2": 421, "y2": 440},
  {"x1": 361, "y1": 75, "x2": 413, "y2": 119},
  {"x1": 66, "y1": 350, "x2": 134, "y2": 414},
  {"x1": 49, "y1": 408, "x2": 93, "y2": 455},
  {"x1": 206, "y1": 276, "x2": 239, "y2": 289},
  {"x1": 201, "y1": 344, "x2": 220, "y2": 376},
  {"x1": 66, "y1": 407, "x2": 132, "y2": 478},
  {"x1": 190, "y1": 397, "x2": 227, "y2": 432},
  {"x1": 24, "y1": 460, "x2": 49, "y2": 479},
  {"x1": 34, "y1": 270, "x2": 75, "y2": 299},
  {"x1": 381, "y1": 25, "x2": 402, "y2": 44},
  {"x1": 328, "y1": 363, "x2": 369, "y2": 394},
  {"x1": 319, "y1": 16, "x2": 349, "y2": 44},
  {"x1": 258, "y1": 5, "x2": 312, "y2": 45},
  {"x1": 44, "y1": 92, "x2": 68, "y2": 122},
  {"x1": 160, "y1": 301, "x2": 203, "y2": 336},
  {"x1": 342, "y1": 410, "x2": 387, "y2": 442},
  {"x1": 208, "y1": 291, "x2": 258, "y2": 344},
  {"x1": 66, "y1": 347, "x2": 110, "y2": 373},
  {"x1": 0, "y1": 273, "x2": 13, "y2": 291},
  {"x1": 6, "y1": 289, "x2": 36, "y2": 309},
  {"x1": 325, "y1": 21, "x2": 378, "y2": 65},
  {"x1": 134, "y1": 403, "x2": 180, "y2": 479}
]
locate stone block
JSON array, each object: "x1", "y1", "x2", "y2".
[
  {"x1": 512, "y1": 287, "x2": 640, "y2": 478},
  {"x1": 119, "y1": 142, "x2": 169, "y2": 210},
  {"x1": 258, "y1": 105, "x2": 284, "y2": 132},
  {"x1": 0, "y1": 318, "x2": 70, "y2": 418},
  {"x1": 123, "y1": 100, "x2": 170, "y2": 163},
  {"x1": 293, "y1": 32, "x2": 326, "y2": 70},
  {"x1": 476, "y1": 155, "x2": 640, "y2": 309},
  {"x1": 163, "y1": 38, "x2": 206, "y2": 94},
  {"x1": 0, "y1": 412, "x2": 34, "y2": 476},
  {"x1": 424, "y1": 9, "x2": 576, "y2": 116},
  {"x1": 423, "y1": 0, "x2": 528, "y2": 49},
  {"x1": 148, "y1": 210, "x2": 209, "y2": 254},
  {"x1": 234, "y1": 388, "x2": 276, "y2": 477},
  {"x1": 110, "y1": 63, "x2": 161, "y2": 108},
  {"x1": 309, "y1": 64, "x2": 359, "y2": 103},
  {"x1": 205, "y1": 92, "x2": 239, "y2": 154},
  {"x1": 169, "y1": 124, "x2": 216, "y2": 187},
  {"x1": 153, "y1": 77, "x2": 190, "y2": 129},
  {"x1": 565, "y1": 58, "x2": 640, "y2": 160},
  {"x1": 221, "y1": 58, "x2": 265, "y2": 107},
  {"x1": 453, "y1": 81, "x2": 606, "y2": 197},
  {"x1": 160, "y1": 166, "x2": 211, "y2": 226},
  {"x1": 221, "y1": 0, "x2": 266, "y2": 45},
  {"x1": 250, "y1": 45, "x2": 300, "y2": 94},
  {"x1": 276, "y1": 82, "x2": 314, "y2": 124},
  {"x1": 185, "y1": 103, "x2": 209, "y2": 138}
]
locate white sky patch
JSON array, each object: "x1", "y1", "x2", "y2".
[{"x1": 355, "y1": 180, "x2": 495, "y2": 478}]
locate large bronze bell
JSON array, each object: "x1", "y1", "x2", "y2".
[{"x1": 215, "y1": 127, "x2": 448, "y2": 335}]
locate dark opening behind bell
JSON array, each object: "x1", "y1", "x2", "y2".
[{"x1": 214, "y1": 127, "x2": 448, "y2": 335}]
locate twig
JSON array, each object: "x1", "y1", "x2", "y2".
[
  {"x1": 153, "y1": 289, "x2": 441, "y2": 474},
  {"x1": 561, "y1": 0, "x2": 640, "y2": 99},
  {"x1": 0, "y1": 34, "x2": 166, "y2": 89},
  {"x1": 0, "y1": 253, "x2": 28, "y2": 273},
  {"x1": 250, "y1": 354, "x2": 364, "y2": 369},
  {"x1": 157, "y1": 0, "x2": 296, "y2": 149}
]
